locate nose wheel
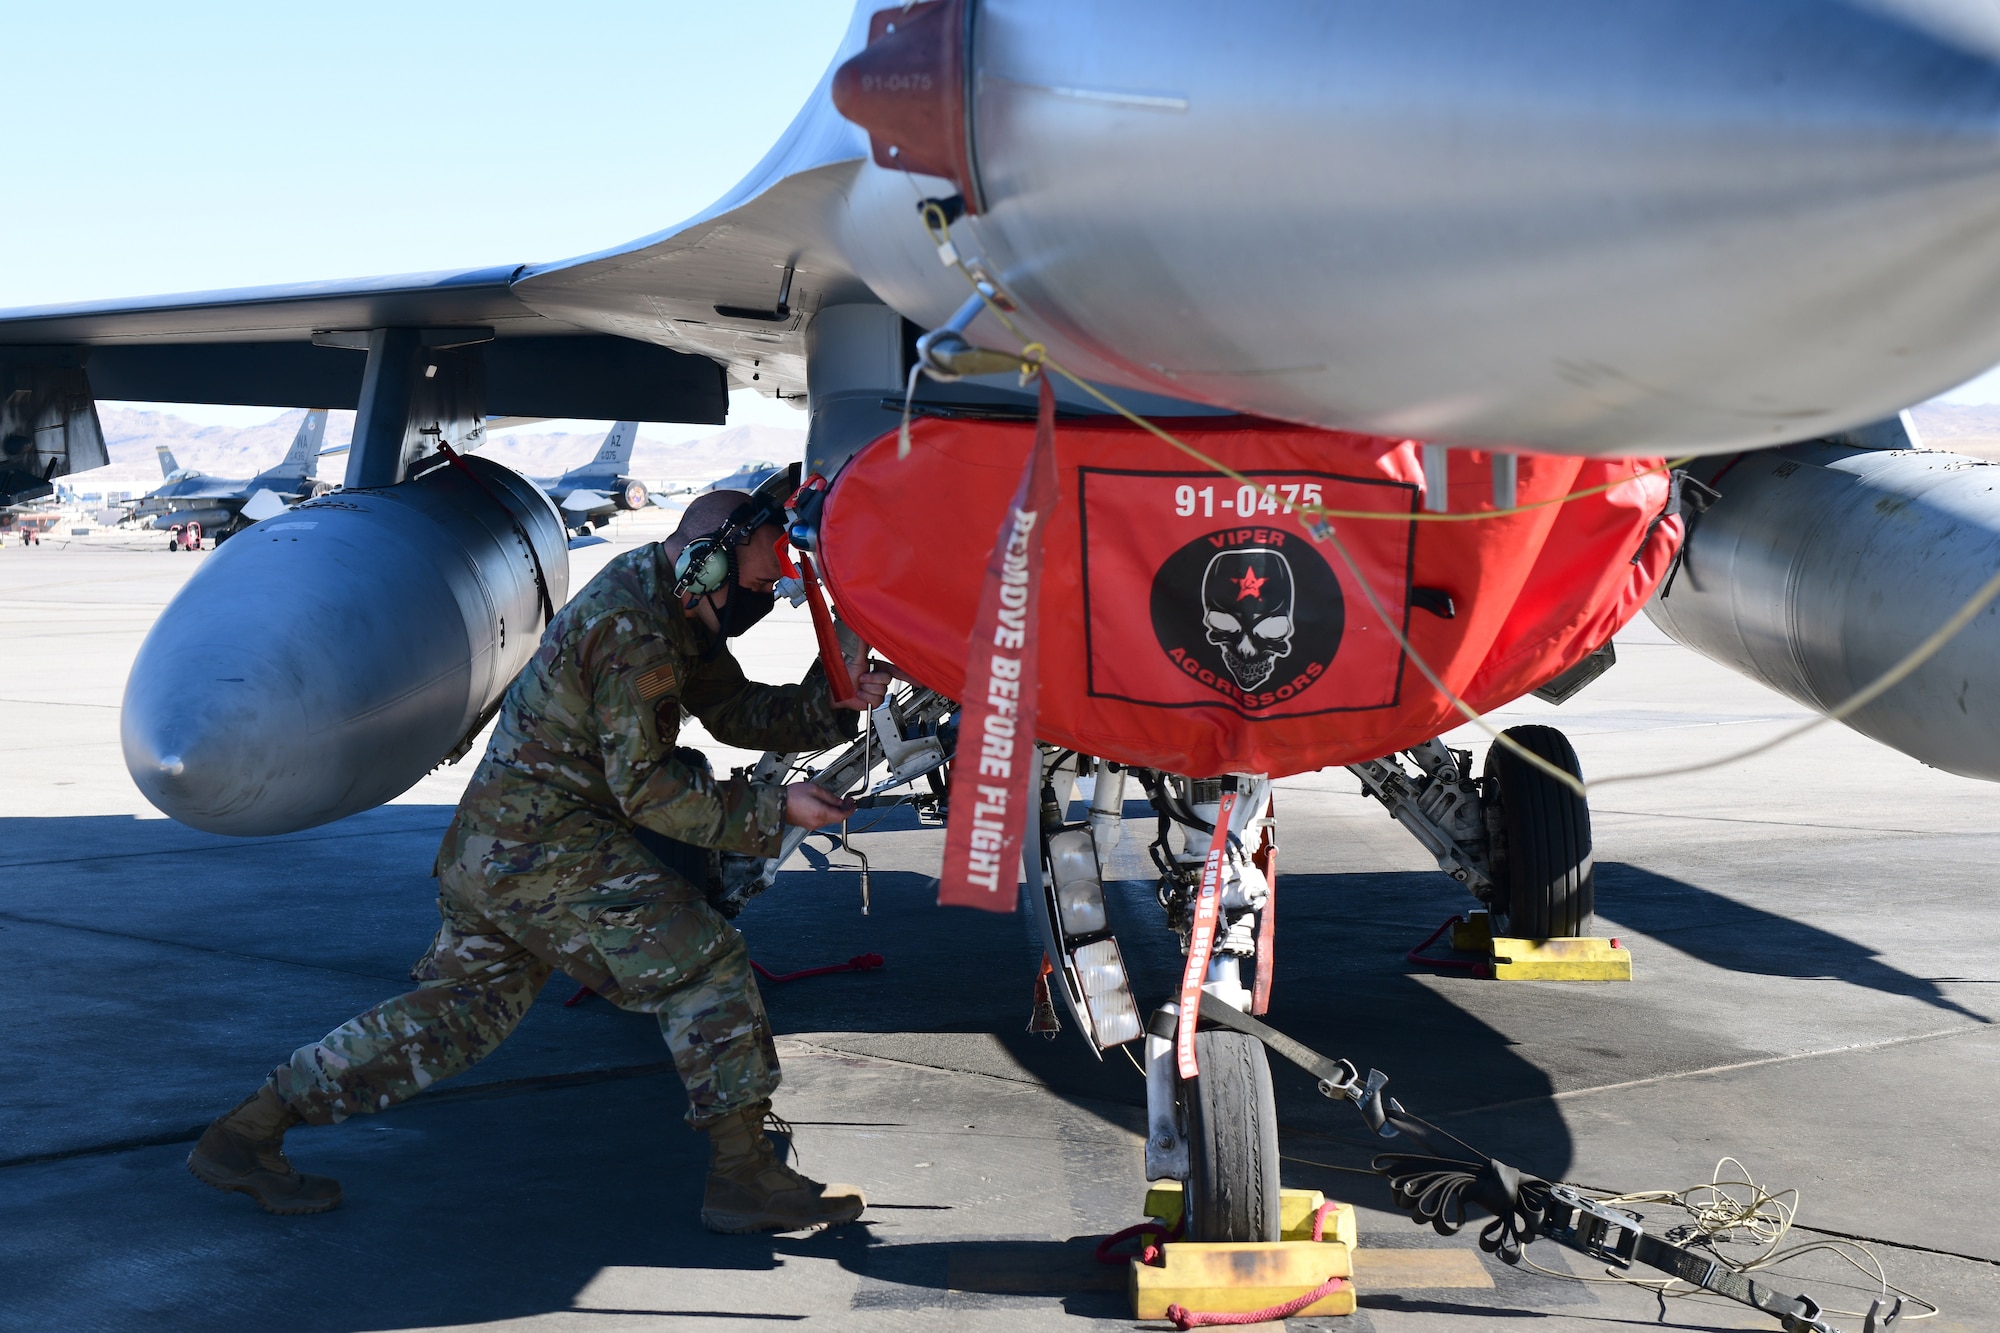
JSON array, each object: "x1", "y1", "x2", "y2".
[{"x1": 1179, "y1": 1028, "x2": 1282, "y2": 1241}]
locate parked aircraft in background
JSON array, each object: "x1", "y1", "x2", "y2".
[
  {"x1": 524, "y1": 420, "x2": 653, "y2": 534},
  {"x1": 698, "y1": 460, "x2": 785, "y2": 496},
  {"x1": 131, "y1": 410, "x2": 329, "y2": 540}
]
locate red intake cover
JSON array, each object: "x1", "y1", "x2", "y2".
[{"x1": 819, "y1": 416, "x2": 1679, "y2": 778}]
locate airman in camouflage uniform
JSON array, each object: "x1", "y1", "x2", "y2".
[{"x1": 188, "y1": 490, "x2": 890, "y2": 1232}]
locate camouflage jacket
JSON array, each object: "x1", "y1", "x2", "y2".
[{"x1": 445, "y1": 543, "x2": 855, "y2": 867}]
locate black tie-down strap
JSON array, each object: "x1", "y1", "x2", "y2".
[
  {"x1": 1190, "y1": 995, "x2": 1903, "y2": 1333},
  {"x1": 1540, "y1": 1187, "x2": 1904, "y2": 1333}
]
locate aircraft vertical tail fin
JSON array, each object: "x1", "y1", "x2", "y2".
[
  {"x1": 592, "y1": 421, "x2": 639, "y2": 472},
  {"x1": 270, "y1": 409, "x2": 329, "y2": 479},
  {"x1": 156, "y1": 444, "x2": 181, "y2": 478}
]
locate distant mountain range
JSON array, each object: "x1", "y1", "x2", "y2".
[
  {"x1": 1906, "y1": 403, "x2": 2000, "y2": 459},
  {"x1": 63, "y1": 399, "x2": 2000, "y2": 498},
  {"x1": 75, "y1": 409, "x2": 806, "y2": 494}
]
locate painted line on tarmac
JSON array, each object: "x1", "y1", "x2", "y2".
[
  {"x1": 1594, "y1": 806, "x2": 1998, "y2": 837},
  {"x1": 781, "y1": 1035, "x2": 1044, "y2": 1089},
  {"x1": 0, "y1": 911, "x2": 417, "y2": 986},
  {"x1": 0, "y1": 1061, "x2": 680, "y2": 1171},
  {"x1": 0, "y1": 817, "x2": 450, "y2": 870},
  {"x1": 1445, "y1": 1022, "x2": 1992, "y2": 1120}
]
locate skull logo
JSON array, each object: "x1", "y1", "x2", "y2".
[{"x1": 1201, "y1": 548, "x2": 1295, "y2": 690}]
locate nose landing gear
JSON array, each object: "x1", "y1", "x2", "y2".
[{"x1": 1181, "y1": 1027, "x2": 1281, "y2": 1241}]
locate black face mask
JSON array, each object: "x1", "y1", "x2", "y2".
[
  {"x1": 722, "y1": 584, "x2": 777, "y2": 637},
  {"x1": 700, "y1": 549, "x2": 779, "y2": 656}
]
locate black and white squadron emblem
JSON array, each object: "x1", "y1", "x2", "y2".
[
  {"x1": 1201, "y1": 549, "x2": 1294, "y2": 690},
  {"x1": 1148, "y1": 528, "x2": 1346, "y2": 711}
]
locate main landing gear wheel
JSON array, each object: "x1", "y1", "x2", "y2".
[
  {"x1": 1483, "y1": 724, "x2": 1594, "y2": 938},
  {"x1": 1180, "y1": 1028, "x2": 1281, "y2": 1241}
]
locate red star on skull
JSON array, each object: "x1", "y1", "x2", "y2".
[{"x1": 1234, "y1": 566, "x2": 1269, "y2": 600}]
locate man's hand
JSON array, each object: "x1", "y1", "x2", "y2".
[
  {"x1": 783, "y1": 781, "x2": 857, "y2": 829},
  {"x1": 840, "y1": 660, "x2": 896, "y2": 712}
]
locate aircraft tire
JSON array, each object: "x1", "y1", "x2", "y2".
[
  {"x1": 1180, "y1": 1029, "x2": 1281, "y2": 1242},
  {"x1": 1483, "y1": 724, "x2": 1593, "y2": 938}
]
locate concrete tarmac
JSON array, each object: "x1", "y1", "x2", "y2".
[{"x1": 2, "y1": 512, "x2": 1996, "y2": 1332}]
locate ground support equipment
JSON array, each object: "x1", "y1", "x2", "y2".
[
  {"x1": 1187, "y1": 995, "x2": 1904, "y2": 1333},
  {"x1": 1132, "y1": 1238, "x2": 1356, "y2": 1322},
  {"x1": 1432, "y1": 910, "x2": 1633, "y2": 981},
  {"x1": 1144, "y1": 1182, "x2": 1358, "y2": 1247}
]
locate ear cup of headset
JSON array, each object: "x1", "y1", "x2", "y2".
[{"x1": 674, "y1": 537, "x2": 733, "y2": 598}]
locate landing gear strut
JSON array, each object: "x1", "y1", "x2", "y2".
[{"x1": 1130, "y1": 770, "x2": 1285, "y2": 1242}]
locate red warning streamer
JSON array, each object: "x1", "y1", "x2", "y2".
[
  {"x1": 774, "y1": 537, "x2": 861, "y2": 709},
  {"x1": 1177, "y1": 789, "x2": 1239, "y2": 1079},
  {"x1": 937, "y1": 376, "x2": 1060, "y2": 911}
]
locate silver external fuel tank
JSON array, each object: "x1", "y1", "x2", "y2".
[
  {"x1": 121, "y1": 455, "x2": 568, "y2": 835},
  {"x1": 1645, "y1": 442, "x2": 2000, "y2": 780},
  {"x1": 832, "y1": 0, "x2": 2000, "y2": 456}
]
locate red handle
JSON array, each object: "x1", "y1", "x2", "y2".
[{"x1": 777, "y1": 536, "x2": 863, "y2": 709}]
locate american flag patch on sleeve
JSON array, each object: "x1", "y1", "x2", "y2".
[{"x1": 634, "y1": 662, "x2": 678, "y2": 700}]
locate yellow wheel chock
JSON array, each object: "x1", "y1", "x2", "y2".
[{"x1": 1452, "y1": 910, "x2": 1632, "y2": 981}]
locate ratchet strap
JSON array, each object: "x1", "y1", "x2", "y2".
[{"x1": 1189, "y1": 994, "x2": 1903, "y2": 1333}]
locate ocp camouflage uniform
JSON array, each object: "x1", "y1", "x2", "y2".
[{"x1": 270, "y1": 543, "x2": 854, "y2": 1128}]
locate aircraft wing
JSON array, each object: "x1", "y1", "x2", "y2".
[
  {"x1": 0, "y1": 11, "x2": 876, "y2": 432},
  {"x1": 0, "y1": 265, "x2": 722, "y2": 423}
]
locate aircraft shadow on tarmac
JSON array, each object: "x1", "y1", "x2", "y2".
[
  {"x1": 16, "y1": 803, "x2": 1977, "y2": 1328},
  {"x1": 1596, "y1": 861, "x2": 1991, "y2": 1023},
  {"x1": 2, "y1": 805, "x2": 1593, "y2": 1328}
]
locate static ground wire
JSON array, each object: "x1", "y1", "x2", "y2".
[
  {"x1": 1279, "y1": 1149, "x2": 1939, "y2": 1323},
  {"x1": 914, "y1": 199, "x2": 2000, "y2": 799},
  {"x1": 1522, "y1": 1160, "x2": 1939, "y2": 1323}
]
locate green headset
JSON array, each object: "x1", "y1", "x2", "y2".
[{"x1": 670, "y1": 465, "x2": 801, "y2": 601}]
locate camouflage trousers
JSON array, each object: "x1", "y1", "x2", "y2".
[{"x1": 270, "y1": 827, "x2": 779, "y2": 1129}]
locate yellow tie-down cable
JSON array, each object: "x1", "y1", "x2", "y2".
[{"x1": 910, "y1": 201, "x2": 2000, "y2": 796}]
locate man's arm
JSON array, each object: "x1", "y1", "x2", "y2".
[
  {"x1": 683, "y1": 652, "x2": 859, "y2": 753},
  {"x1": 585, "y1": 624, "x2": 787, "y2": 857}
]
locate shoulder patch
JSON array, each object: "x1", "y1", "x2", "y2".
[{"x1": 635, "y1": 662, "x2": 679, "y2": 701}]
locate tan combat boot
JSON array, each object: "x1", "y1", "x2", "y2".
[
  {"x1": 186, "y1": 1082, "x2": 342, "y2": 1215},
  {"x1": 700, "y1": 1100, "x2": 865, "y2": 1233}
]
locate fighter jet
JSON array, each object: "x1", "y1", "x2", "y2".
[
  {"x1": 524, "y1": 421, "x2": 652, "y2": 535},
  {"x1": 698, "y1": 461, "x2": 785, "y2": 496},
  {"x1": 16, "y1": 0, "x2": 2000, "y2": 1260},
  {"x1": 130, "y1": 410, "x2": 329, "y2": 540},
  {"x1": 0, "y1": 0, "x2": 1994, "y2": 825}
]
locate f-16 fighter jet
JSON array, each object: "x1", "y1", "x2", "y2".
[
  {"x1": 523, "y1": 420, "x2": 653, "y2": 535},
  {"x1": 132, "y1": 409, "x2": 329, "y2": 539},
  {"x1": 12, "y1": 0, "x2": 2000, "y2": 1259}
]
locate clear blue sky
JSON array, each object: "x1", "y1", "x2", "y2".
[
  {"x1": 0, "y1": 2, "x2": 854, "y2": 428},
  {"x1": 6, "y1": 1, "x2": 1999, "y2": 418}
]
